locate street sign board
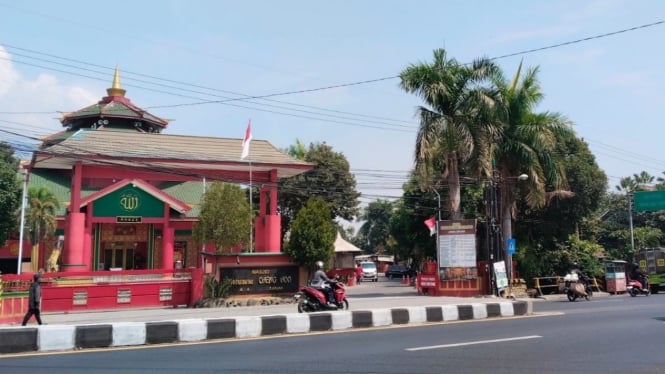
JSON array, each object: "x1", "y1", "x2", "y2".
[
  {"x1": 506, "y1": 238, "x2": 516, "y2": 255},
  {"x1": 634, "y1": 190, "x2": 665, "y2": 211}
]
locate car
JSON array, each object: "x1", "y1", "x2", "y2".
[
  {"x1": 385, "y1": 264, "x2": 417, "y2": 280},
  {"x1": 359, "y1": 261, "x2": 378, "y2": 282}
]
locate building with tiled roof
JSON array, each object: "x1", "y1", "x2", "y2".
[{"x1": 18, "y1": 68, "x2": 312, "y2": 274}]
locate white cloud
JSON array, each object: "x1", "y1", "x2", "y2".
[
  {"x1": 0, "y1": 46, "x2": 19, "y2": 96},
  {"x1": 0, "y1": 46, "x2": 98, "y2": 136}
]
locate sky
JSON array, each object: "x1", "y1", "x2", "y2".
[{"x1": 1, "y1": 1, "x2": 664, "y2": 223}]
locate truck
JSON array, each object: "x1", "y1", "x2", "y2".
[{"x1": 634, "y1": 248, "x2": 665, "y2": 293}]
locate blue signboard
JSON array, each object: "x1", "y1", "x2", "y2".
[{"x1": 506, "y1": 238, "x2": 516, "y2": 255}]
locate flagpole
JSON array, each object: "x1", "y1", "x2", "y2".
[
  {"x1": 249, "y1": 160, "x2": 253, "y2": 253},
  {"x1": 241, "y1": 119, "x2": 253, "y2": 253}
]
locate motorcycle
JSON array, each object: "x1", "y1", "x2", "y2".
[
  {"x1": 294, "y1": 280, "x2": 349, "y2": 313},
  {"x1": 627, "y1": 275, "x2": 650, "y2": 297},
  {"x1": 563, "y1": 273, "x2": 592, "y2": 302}
]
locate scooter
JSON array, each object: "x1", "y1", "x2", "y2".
[
  {"x1": 627, "y1": 275, "x2": 650, "y2": 297},
  {"x1": 563, "y1": 273, "x2": 592, "y2": 302},
  {"x1": 294, "y1": 280, "x2": 349, "y2": 313}
]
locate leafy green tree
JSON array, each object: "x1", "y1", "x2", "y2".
[
  {"x1": 633, "y1": 226, "x2": 663, "y2": 251},
  {"x1": 193, "y1": 182, "x2": 251, "y2": 253},
  {"x1": 399, "y1": 48, "x2": 501, "y2": 219},
  {"x1": 278, "y1": 142, "x2": 360, "y2": 241},
  {"x1": 567, "y1": 237, "x2": 605, "y2": 278},
  {"x1": 284, "y1": 138, "x2": 307, "y2": 160},
  {"x1": 357, "y1": 199, "x2": 394, "y2": 254},
  {"x1": 25, "y1": 186, "x2": 60, "y2": 270},
  {"x1": 0, "y1": 142, "x2": 21, "y2": 246},
  {"x1": 515, "y1": 137, "x2": 607, "y2": 249},
  {"x1": 285, "y1": 198, "x2": 336, "y2": 273},
  {"x1": 389, "y1": 174, "x2": 441, "y2": 268}
]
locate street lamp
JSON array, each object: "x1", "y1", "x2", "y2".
[
  {"x1": 503, "y1": 174, "x2": 529, "y2": 297},
  {"x1": 486, "y1": 170, "x2": 528, "y2": 297},
  {"x1": 432, "y1": 188, "x2": 441, "y2": 276},
  {"x1": 627, "y1": 191, "x2": 635, "y2": 251}
]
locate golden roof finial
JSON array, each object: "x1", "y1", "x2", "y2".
[{"x1": 106, "y1": 65, "x2": 126, "y2": 97}]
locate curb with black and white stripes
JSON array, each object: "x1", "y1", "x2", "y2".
[{"x1": 0, "y1": 301, "x2": 531, "y2": 354}]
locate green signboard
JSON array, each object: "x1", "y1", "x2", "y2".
[
  {"x1": 634, "y1": 190, "x2": 665, "y2": 211},
  {"x1": 93, "y1": 185, "x2": 165, "y2": 218}
]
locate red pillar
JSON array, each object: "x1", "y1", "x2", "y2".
[
  {"x1": 81, "y1": 202, "x2": 94, "y2": 270},
  {"x1": 162, "y1": 227, "x2": 175, "y2": 270},
  {"x1": 63, "y1": 162, "x2": 85, "y2": 272},
  {"x1": 189, "y1": 267, "x2": 204, "y2": 306},
  {"x1": 62, "y1": 213, "x2": 86, "y2": 272},
  {"x1": 264, "y1": 169, "x2": 281, "y2": 252}
]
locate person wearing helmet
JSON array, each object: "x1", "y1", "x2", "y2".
[
  {"x1": 630, "y1": 262, "x2": 648, "y2": 290},
  {"x1": 310, "y1": 261, "x2": 335, "y2": 306},
  {"x1": 570, "y1": 262, "x2": 589, "y2": 286}
]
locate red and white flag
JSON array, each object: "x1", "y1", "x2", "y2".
[
  {"x1": 423, "y1": 216, "x2": 437, "y2": 236},
  {"x1": 241, "y1": 120, "x2": 252, "y2": 160}
]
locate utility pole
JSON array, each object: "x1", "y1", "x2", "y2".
[
  {"x1": 17, "y1": 165, "x2": 28, "y2": 274},
  {"x1": 485, "y1": 170, "x2": 501, "y2": 295},
  {"x1": 432, "y1": 188, "x2": 441, "y2": 272},
  {"x1": 628, "y1": 191, "x2": 635, "y2": 251}
]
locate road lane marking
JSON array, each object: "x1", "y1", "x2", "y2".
[{"x1": 406, "y1": 335, "x2": 543, "y2": 351}]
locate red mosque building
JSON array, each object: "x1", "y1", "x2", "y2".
[{"x1": 4, "y1": 68, "x2": 312, "y2": 275}]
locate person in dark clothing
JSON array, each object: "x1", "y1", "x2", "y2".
[
  {"x1": 630, "y1": 263, "x2": 648, "y2": 290},
  {"x1": 22, "y1": 273, "x2": 43, "y2": 326}
]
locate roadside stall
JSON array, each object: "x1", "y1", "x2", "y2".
[{"x1": 604, "y1": 260, "x2": 627, "y2": 294}]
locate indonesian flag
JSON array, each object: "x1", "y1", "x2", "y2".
[
  {"x1": 424, "y1": 216, "x2": 437, "y2": 236},
  {"x1": 241, "y1": 120, "x2": 252, "y2": 160}
]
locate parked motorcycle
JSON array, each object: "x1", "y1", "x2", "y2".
[
  {"x1": 563, "y1": 273, "x2": 592, "y2": 302},
  {"x1": 294, "y1": 280, "x2": 349, "y2": 313},
  {"x1": 627, "y1": 275, "x2": 650, "y2": 297}
]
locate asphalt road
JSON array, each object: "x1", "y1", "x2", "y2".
[{"x1": 2, "y1": 293, "x2": 664, "y2": 373}]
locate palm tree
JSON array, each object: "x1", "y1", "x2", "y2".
[
  {"x1": 25, "y1": 187, "x2": 60, "y2": 271},
  {"x1": 400, "y1": 48, "x2": 501, "y2": 219},
  {"x1": 491, "y1": 62, "x2": 575, "y2": 243},
  {"x1": 285, "y1": 138, "x2": 307, "y2": 160},
  {"x1": 616, "y1": 176, "x2": 638, "y2": 193},
  {"x1": 632, "y1": 171, "x2": 655, "y2": 190}
]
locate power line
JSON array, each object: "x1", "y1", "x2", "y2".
[{"x1": 2, "y1": 19, "x2": 663, "y2": 117}]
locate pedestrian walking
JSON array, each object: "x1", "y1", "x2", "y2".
[
  {"x1": 355, "y1": 263, "x2": 363, "y2": 284},
  {"x1": 21, "y1": 273, "x2": 43, "y2": 326}
]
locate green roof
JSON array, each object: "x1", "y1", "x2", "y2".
[{"x1": 27, "y1": 170, "x2": 204, "y2": 218}]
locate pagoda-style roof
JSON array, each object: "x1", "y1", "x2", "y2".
[
  {"x1": 31, "y1": 129, "x2": 313, "y2": 181},
  {"x1": 34, "y1": 68, "x2": 312, "y2": 183},
  {"x1": 59, "y1": 67, "x2": 169, "y2": 133}
]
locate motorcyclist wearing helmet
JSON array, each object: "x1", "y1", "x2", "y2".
[
  {"x1": 630, "y1": 262, "x2": 648, "y2": 290},
  {"x1": 570, "y1": 262, "x2": 590, "y2": 286},
  {"x1": 310, "y1": 261, "x2": 336, "y2": 306}
]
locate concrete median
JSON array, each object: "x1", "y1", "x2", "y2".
[{"x1": 0, "y1": 301, "x2": 530, "y2": 354}]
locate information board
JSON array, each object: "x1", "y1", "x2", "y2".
[{"x1": 437, "y1": 219, "x2": 477, "y2": 267}]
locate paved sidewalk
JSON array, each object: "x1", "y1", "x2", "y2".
[{"x1": 23, "y1": 278, "x2": 541, "y2": 326}]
